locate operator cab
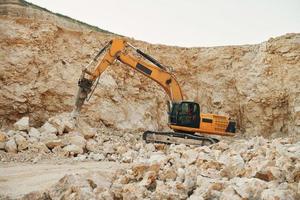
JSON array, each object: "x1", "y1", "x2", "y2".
[{"x1": 169, "y1": 101, "x2": 200, "y2": 128}]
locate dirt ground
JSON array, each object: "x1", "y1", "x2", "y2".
[{"x1": 0, "y1": 161, "x2": 128, "y2": 199}]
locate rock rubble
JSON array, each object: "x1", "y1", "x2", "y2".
[{"x1": 1, "y1": 114, "x2": 298, "y2": 199}]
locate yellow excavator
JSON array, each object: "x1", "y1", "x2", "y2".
[{"x1": 73, "y1": 38, "x2": 236, "y2": 146}]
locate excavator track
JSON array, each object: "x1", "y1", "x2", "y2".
[{"x1": 143, "y1": 131, "x2": 219, "y2": 146}]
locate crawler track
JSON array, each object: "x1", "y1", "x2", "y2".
[{"x1": 143, "y1": 131, "x2": 219, "y2": 146}]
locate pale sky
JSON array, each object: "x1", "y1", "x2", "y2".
[{"x1": 28, "y1": 0, "x2": 300, "y2": 47}]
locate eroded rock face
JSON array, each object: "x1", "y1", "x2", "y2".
[{"x1": 0, "y1": 2, "x2": 299, "y2": 136}]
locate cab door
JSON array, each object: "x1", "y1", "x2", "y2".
[{"x1": 169, "y1": 102, "x2": 200, "y2": 128}]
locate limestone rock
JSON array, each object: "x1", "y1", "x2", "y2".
[
  {"x1": 14, "y1": 134, "x2": 28, "y2": 151},
  {"x1": 48, "y1": 112, "x2": 75, "y2": 135},
  {"x1": 0, "y1": 132, "x2": 7, "y2": 150},
  {"x1": 182, "y1": 149, "x2": 198, "y2": 164},
  {"x1": 261, "y1": 188, "x2": 296, "y2": 200},
  {"x1": 5, "y1": 138, "x2": 17, "y2": 153},
  {"x1": 219, "y1": 153, "x2": 245, "y2": 178},
  {"x1": 28, "y1": 142, "x2": 51, "y2": 153},
  {"x1": 0, "y1": 132, "x2": 7, "y2": 142},
  {"x1": 45, "y1": 139, "x2": 63, "y2": 149},
  {"x1": 254, "y1": 167, "x2": 279, "y2": 182},
  {"x1": 28, "y1": 127, "x2": 41, "y2": 139},
  {"x1": 76, "y1": 120, "x2": 96, "y2": 139},
  {"x1": 13, "y1": 117, "x2": 29, "y2": 131},
  {"x1": 220, "y1": 186, "x2": 242, "y2": 200},
  {"x1": 121, "y1": 150, "x2": 138, "y2": 163},
  {"x1": 230, "y1": 177, "x2": 268, "y2": 199},
  {"x1": 80, "y1": 127, "x2": 96, "y2": 139},
  {"x1": 40, "y1": 122, "x2": 57, "y2": 135},
  {"x1": 47, "y1": 174, "x2": 96, "y2": 200},
  {"x1": 40, "y1": 132, "x2": 58, "y2": 147},
  {"x1": 64, "y1": 133, "x2": 86, "y2": 148},
  {"x1": 86, "y1": 139, "x2": 98, "y2": 153},
  {"x1": 63, "y1": 144, "x2": 83, "y2": 155}
]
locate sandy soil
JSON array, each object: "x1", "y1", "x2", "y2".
[{"x1": 0, "y1": 161, "x2": 128, "y2": 199}]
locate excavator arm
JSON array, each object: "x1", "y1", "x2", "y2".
[{"x1": 74, "y1": 38, "x2": 183, "y2": 113}]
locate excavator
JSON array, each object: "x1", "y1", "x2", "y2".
[{"x1": 73, "y1": 38, "x2": 236, "y2": 146}]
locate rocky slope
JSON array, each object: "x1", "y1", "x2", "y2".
[{"x1": 1, "y1": 0, "x2": 299, "y2": 137}]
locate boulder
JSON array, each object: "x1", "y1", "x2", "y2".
[
  {"x1": 78, "y1": 124, "x2": 96, "y2": 139},
  {"x1": 47, "y1": 174, "x2": 96, "y2": 200},
  {"x1": 40, "y1": 132, "x2": 58, "y2": 148},
  {"x1": 230, "y1": 177, "x2": 268, "y2": 199},
  {"x1": 86, "y1": 139, "x2": 98, "y2": 153},
  {"x1": 52, "y1": 146, "x2": 65, "y2": 157},
  {"x1": 13, "y1": 116, "x2": 29, "y2": 131},
  {"x1": 183, "y1": 166, "x2": 198, "y2": 193},
  {"x1": 28, "y1": 127, "x2": 41, "y2": 139},
  {"x1": 40, "y1": 122, "x2": 57, "y2": 134},
  {"x1": 81, "y1": 128, "x2": 96, "y2": 139},
  {"x1": 5, "y1": 138, "x2": 17, "y2": 153},
  {"x1": 254, "y1": 167, "x2": 281, "y2": 182},
  {"x1": 220, "y1": 186, "x2": 242, "y2": 200},
  {"x1": 28, "y1": 142, "x2": 50, "y2": 153},
  {"x1": 48, "y1": 113, "x2": 75, "y2": 135},
  {"x1": 45, "y1": 139, "x2": 63, "y2": 149},
  {"x1": 63, "y1": 144, "x2": 83, "y2": 155},
  {"x1": 64, "y1": 133, "x2": 86, "y2": 148},
  {"x1": 14, "y1": 134, "x2": 28, "y2": 151},
  {"x1": 219, "y1": 153, "x2": 245, "y2": 178},
  {"x1": 182, "y1": 149, "x2": 198, "y2": 165}
]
